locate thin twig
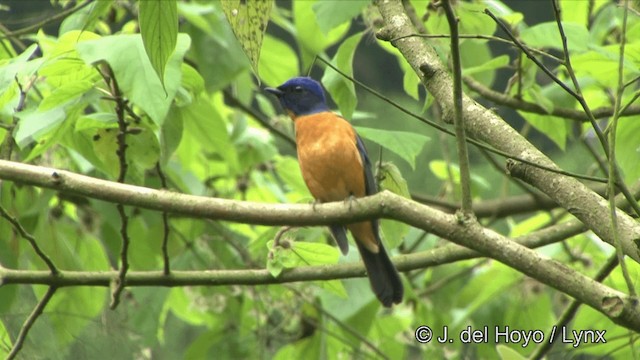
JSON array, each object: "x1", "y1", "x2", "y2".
[
  {"x1": 6, "y1": 286, "x2": 58, "y2": 360},
  {"x1": 156, "y1": 162, "x2": 171, "y2": 275},
  {"x1": 550, "y1": 0, "x2": 609, "y2": 152},
  {"x1": 0, "y1": 206, "x2": 58, "y2": 274},
  {"x1": 100, "y1": 64, "x2": 131, "y2": 309},
  {"x1": 442, "y1": 0, "x2": 473, "y2": 215},
  {"x1": 608, "y1": 0, "x2": 636, "y2": 297}
]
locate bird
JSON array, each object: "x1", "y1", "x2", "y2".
[{"x1": 265, "y1": 77, "x2": 403, "y2": 307}]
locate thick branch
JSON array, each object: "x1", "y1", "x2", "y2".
[
  {"x1": 375, "y1": 0, "x2": 640, "y2": 263},
  {"x1": 0, "y1": 160, "x2": 638, "y2": 330}
]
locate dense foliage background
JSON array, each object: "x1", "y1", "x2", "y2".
[{"x1": 0, "y1": 0, "x2": 639, "y2": 359}]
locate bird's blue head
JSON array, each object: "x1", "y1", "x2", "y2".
[{"x1": 265, "y1": 77, "x2": 329, "y2": 118}]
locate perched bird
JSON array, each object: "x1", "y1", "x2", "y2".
[{"x1": 266, "y1": 77, "x2": 403, "y2": 307}]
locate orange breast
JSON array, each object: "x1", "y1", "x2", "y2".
[{"x1": 294, "y1": 113, "x2": 366, "y2": 202}]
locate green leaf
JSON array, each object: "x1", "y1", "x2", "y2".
[
  {"x1": 517, "y1": 111, "x2": 568, "y2": 150},
  {"x1": 322, "y1": 32, "x2": 362, "y2": 120},
  {"x1": 291, "y1": 241, "x2": 340, "y2": 266},
  {"x1": 267, "y1": 239, "x2": 340, "y2": 270},
  {"x1": 509, "y1": 212, "x2": 551, "y2": 238},
  {"x1": 520, "y1": 21, "x2": 590, "y2": 53},
  {"x1": 180, "y1": 92, "x2": 238, "y2": 173},
  {"x1": 293, "y1": 0, "x2": 350, "y2": 67},
  {"x1": 426, "y1": 2, "x2": 496, "y2": 36},
  {"x1": 462, "y1": 54, "x2": 509, "y2": 77},
  {"x1": 355, "y1": 127, "x2": 430, "y2": 170},
  {"x1": 15, "y1": 106, "x2": 66, "y2": 148},
  {"x1": 312, "y1": 0, "x2": 367, "y2": 35},
  {"x1": 258, "y1": 35, "x2": 299, "y2": 86},
  {"x1": 571, "y1": 44, "x2": 640, "y2": 87},
  {"x1": 560, "y1": 0, "x2": 609, "y2": 27},
  {"x1": 139, "y1": 0, "x2": 178, "y2": 89},
  {"x1": 77, "y1": 33, "x2": 191, "y2": 126},
  {"x1": 460, "y1": 41, "x2": 502, "y2": 86},
  {"x1": 378, "y1": 162, "x2": 410, "y2": 198},
  {"x1": 377, "y1": 162, "x2": 410, "y2": 249},
  {"x1": 616, "y1": 116, "x2": 640, "y2": 184},
  {"x1": 221, "y1": 0, "x2": 273, "y2": 77}
]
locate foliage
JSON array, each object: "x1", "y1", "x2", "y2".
[{"x1": 0, "y1": 0, "x2": 638, "y2": 359}]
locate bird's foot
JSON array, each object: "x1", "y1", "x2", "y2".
[{"x1": 344, "y1": 194, "x2": 358, "y2": 210}]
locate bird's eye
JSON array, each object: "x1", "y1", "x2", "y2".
[{"x1": 293, "y1": 86, "x2": 304, "y2": 93}]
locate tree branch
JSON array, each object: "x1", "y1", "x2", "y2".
[
  {"x1": 374, "y1": 0, "x2": 640, "y2": 267},
  {"x1": 442, "y1": 0, "x2": 473, "y2": 215},
  {"x1": 0, "y1": 159, "x2": 639, "y2": 330}
]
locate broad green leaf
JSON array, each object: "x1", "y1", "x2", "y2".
[
  {"x1": 294, "y1": 0, "x2": 350, "y2": 67},
  {"x1": 355, "y1": 127, "x2": 430, "y2": 170},
  {"x1": 161, "y1": 105, "x2": 183, "y2": 164},
  {"x1": 526, "y1": 84, "x2": 555, "y2": 114},
  {"x1": 520, "y1": 22, "x2": 590, "y2": 53},
  {"x1": 90, "y1": 121, "x2": 160, "y2": 181},
  {"x1": 139, "y1": 0, "x2": 178, "y2": 88},
  {"x1": 77, "y1": 33, "x2": 191, "y2": 125},
  {"x1": 312, "y1": 0, "x2": 367, "y2": 35},
  {"x1": 179, "y1": 92, "x2": 238, "y2": 173},
  {"x1": 426, "y1": 2, "x2": 496, "y2": 36},
  {"x1": 509, "y1": 212, "x2": 551, "y2": 238},
  {"x1": 460, "y1": 40, "x2": 501, "y2": 86},
  {"x1": 616, "y1": 116, "x2": 640, "y2": 184},
  {"x1": 518, "y1": 111, "x2": 568, "y2": 150},
  {"x1": 258, "y1": 35, "x2": 298, "y2": 86},
  {"x1": 221, "y1": 0, "x2": 272, "y2": 76},
  {"x1": 161, "y1": 288, "x2": 216, "y2": 327},
  {"x1": 378, "y1": 162, "x2": 410, "y2": 248},
  {"x1": 14, "y1": 106, "x2": 66, "y2": 148},
  {"x1": 267, "y1": 239, "x2": 340, "y2": 271},
  {"x1": 560, "y1": 0, "x2": 609, "y2": 26},
  {"x1": 291, "y1": 241, "x2": 340, "y2": 266},
  {"x1": 322, "y1": 32, "x2": 362, "y2": 120},
  {"x1": 571, "y1": 44, "x2": 640, "y2": 87},
  {"x1": 0, "y1": 43, "x2": 39, "y2": 93},
  {"x1": 39, "y1": 80, "x2": 94, "y2": 111},
  {"x1": 462, "y1": 54, "x2": 509, "y2": 77}
]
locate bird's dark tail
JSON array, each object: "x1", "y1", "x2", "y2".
[{"x1": 356, "y1": 241, "x2": 404, "y2": 307}]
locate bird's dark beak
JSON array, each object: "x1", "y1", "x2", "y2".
[{"x1": 265, "y1": 87, "x2": 284, "y2": 97}]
